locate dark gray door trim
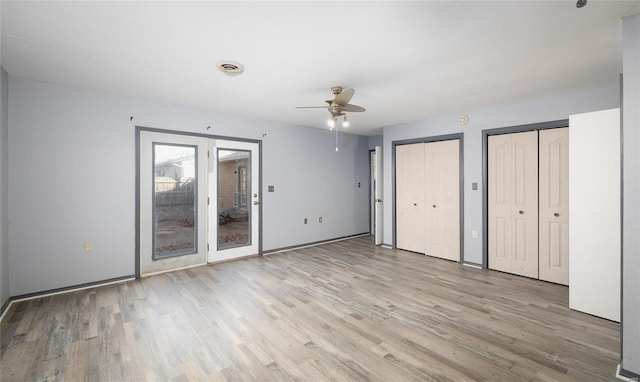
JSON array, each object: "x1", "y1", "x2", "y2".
[
  {"x1": 391, "y1": 133, "x2": 464, "y2": 263},
  {"x1": 481, "y1": 119, "x2": 569, "y2": 270}
]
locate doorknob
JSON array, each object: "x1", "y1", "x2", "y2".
[
  {"x1": 413, "y1": 203, "x2": 417, "y2": 206},
  {"x1": 518, "y1": 210, "x2": 524, "y2": 214},
  {"x1": 253, "y1": 201, "x2": 260, "y2": 205},
  {"x1": 376, "y1": 199, "x2": 382, "y2": 202},
  {"x1": 554, "y1": 213, "x2": 560, "y2": 217},
  {"x1": 433, "y1": 205, "x2": 436, "y2": 208}
]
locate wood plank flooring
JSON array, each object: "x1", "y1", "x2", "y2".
[{"x1": 1, "y1": 236, "x2": 620, "y2": 381}]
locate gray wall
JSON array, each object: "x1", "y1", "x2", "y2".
[
  {"x1": 7, "y1": 77, "x2": 370, "y2": 296},
  {"x1": 0, "y1": 67, "x2": 8, "y2": 307},
  {"x1": 382, "y1": 85, "x2": 620, "y2": 263},
  {"x1": 622, "y1": 12, "x2": 640, "y2": 377},
  {"x1": 368, "y1": 135, "x2": 383, "y2": 150}
]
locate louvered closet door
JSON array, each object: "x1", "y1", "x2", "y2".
[
  {"x1": 424, "y1": 139, "x2": 460, "y2": 261},
  {"x1": 396, "y1": 143, "x2": 425, "y2": 253},
  {"x1": 489, "y1": 131, "x2": 539, "y2": 278},
  {"x1": 539, "y1": 128, "x2": 569, "y2": 285}
]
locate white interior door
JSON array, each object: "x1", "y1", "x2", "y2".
[
  {"x1": 208, "y1": 139, "x2": 260, "y2": 262},
  {"x1": 511, "y1": 131, "x2": 539, "y2": 278},
  {"x1": 396, "y1": 143, "x2": 425, "y2": 253},
  {"x1": 488, "y1": 131, "x2": 539, "y2": 278},
  {"x1": 139, "y1": 131, "x2": 208, "y2": 276},
  {"x1": 374, "y1": 145, "x2": 383, "y2": 245},
  {"x1": 424, "y1": 139, "x2": 460, "y2": 261},
  {"x1": 539, "y1": 128, "x2": 569, "y2": 285},
  {"x1": 569, "y1": 109, "x2": 620, "y2": 321},
  {"x1": 488, "y1": 134, "x2": 513, "y2": 274}
]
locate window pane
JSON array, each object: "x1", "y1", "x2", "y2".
[
  {"x1": 218, "y1": 149, "x2": 250, "y2": 250},
  {"x1": 153, "y1": 144, "x2": 197, "y2": 258}
]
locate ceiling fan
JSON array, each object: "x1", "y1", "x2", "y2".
[{"x1": 296, "y1": 86, "x2": 366, "y2": 129}]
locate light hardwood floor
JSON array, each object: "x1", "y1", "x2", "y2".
[{"x1": 1, "y1": 237, "x2": 620, "y2": 381}]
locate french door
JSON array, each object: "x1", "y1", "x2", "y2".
[{"x1": 139, "y1": 131, "x2": 260, "y2": 276}]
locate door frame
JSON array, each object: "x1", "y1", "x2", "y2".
[
  {"x1": 135, "y1": 126, "x2": 262, "y2": 279},
  {"x1": 369, "y1": 149, "x2": 375, "y2": 235},
  {"x1": 481, "y1": 119, "x2": 568, "y2": 270},
  {"x1": 391, "y1": 133, "x2": 464, "y2": 262},
  {"x1": 369, "y1": 146, "x2": 382, "y2": 245}
]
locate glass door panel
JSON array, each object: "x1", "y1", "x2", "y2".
[
  {"x1": 208, "y1": 140, "x2": 259, "y2": 262},
  {"x1": 153, "y1": 144, "x2": 197, "y2": 258},
  {"x1": 217, "y1": 149, "x2": 251, "y2": 250}
]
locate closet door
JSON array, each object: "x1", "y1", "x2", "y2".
[
  {"x1": 425, "y1": 139, "x2": 459, "y2": 261},
  {"x1": 396, "y1": 143, "x2": 425, "y2": 253},
  {"x1": 539, "y1": 128, "x2": 569, "y2": 285},
  {"x1": 488, "y1": 131, "x2": 538, "y2": 278}
]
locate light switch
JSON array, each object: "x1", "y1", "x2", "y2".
[
  {"x1": 84, "y1": 241, "x2": 93, "y2": 252},
  {"x1": 268, "y1": 185, "x2": 274, "y2": 192},
  {"x1": 472, "y1": 182, "x2": 478, "y2": 190}
]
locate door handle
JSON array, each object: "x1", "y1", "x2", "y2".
[
  {"x1": 413, "y1": 203, "x2": 417, "y2": 206},
  {"x1": 253, "y1": 201, "x2": 260, "y2": 205},
  {"x1": 554, "y1": 213, "x2": 560, "y2": 217},
  {"x1": 518, "y1": 210, "x2": 524, "y2": 214},
  {"x1": 433, "y1": 205, "x2": 436, "y2": 208}
]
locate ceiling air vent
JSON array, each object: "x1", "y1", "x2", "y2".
[{"x1": 216, "y1": 61, "x2": 244, "y2": 76}]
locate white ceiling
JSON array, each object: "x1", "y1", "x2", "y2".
[{"x1": 2, "y1": 1, "x2": 638, "y2": 136}]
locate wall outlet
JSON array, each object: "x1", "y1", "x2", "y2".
[
  {"x1": 84, "y1": 241, "x2": 93, "y2": 252},
  {"x1": 472, "y1": 231, "x2": 478, "y2": 239},
  {"x1": 319, "y1": 217, "x2": 323, "y2": 223}
]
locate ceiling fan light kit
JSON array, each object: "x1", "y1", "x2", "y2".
[{"x1": 297, "y1": 86, "x2": 366, "y2": 130}]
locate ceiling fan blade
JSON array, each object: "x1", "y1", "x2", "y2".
[
  {"x1": 341, "y1": 103, "x2": 366, "y2": 112},
  {"x1": 295, "y1": 106, "x2": 329, "y2": 109},
  {"x1": 334, "y1": 88, "x2": 354, "y2": 106}
]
